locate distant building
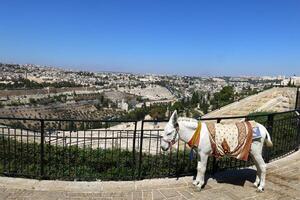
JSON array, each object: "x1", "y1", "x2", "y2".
[
  {"x1": 144, "y1": 114, "x2": 152, "y2": 120},
  {"x1": 291, "y1": 76, "x2": 300, "y2": 86},
  {"x1": 281, "y1": 76, "x2": 300, "y2": 86},
  {"x1": 117, "y1": 99, "x2": 128, "y2": 111}
]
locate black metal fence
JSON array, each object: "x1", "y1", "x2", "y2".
[{"x1": 0, "y1": 110, "x2": 299, "y2": 181}]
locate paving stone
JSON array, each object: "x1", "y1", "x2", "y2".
[
  {"x1": 152, "y1": 190, "x2": 165, "y2": 200},
  {"x1": 166, "y1": 196, "x2": 187, "y2": 200},
  {"x1": 135, "y1": 183, "x2": 172, "y2": 191},
  {"x1": 177, "y1": 189, "x2": 195, "y2": 199},
  {"x1": 132, "y1": 191, "x2": 142, "y2": 200},
  {"x1": 139, "y1": 191, "x2": 150, "y2": 200},
  {"x1": 159, "y1": 188, "x2": 180, "y2": 198},
  {"x1": 0, "y1": 192, "x2": 10, "y2": 200}
]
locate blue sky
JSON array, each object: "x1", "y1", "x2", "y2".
[{"x1": 0, "y1": 0, "x2": 299, "y2": 76}]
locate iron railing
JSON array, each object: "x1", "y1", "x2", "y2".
[
  {"x1": 296, "y1": 87, "x2": 300, "y2": 110},
  {"x1": 0, "y1": 109, "x2": 299, "y2": 181}
]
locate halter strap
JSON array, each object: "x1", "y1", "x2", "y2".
[
  {"x1": 187, "y1": 122, "x2": 202, "y2": 148},
  {"x1": 162, "y1": 126, "x2": 179, "y2": 150}
]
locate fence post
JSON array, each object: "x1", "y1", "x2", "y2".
[
  {"x1": 296, "y1": 112, "x2": 300, "y2": 151},
  {"x1": 138, "y1": 120, "x2": 144, "y2": 179},
  {"x1": 40, "y1": 119, "x2": 45, "y2": 178},
  {"x1": 265, "y1": 114, "x2": 274, "y2": 163},
  {"x1": 132, "y1": 121, "x2": 137, "y2": 179},
  {"x1": 295, "y1": 87, "x2": 299, "y2": 110}
]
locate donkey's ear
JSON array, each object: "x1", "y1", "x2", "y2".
[{"x1": 169, "y1": 110, "x2": 178, "y2": 126}]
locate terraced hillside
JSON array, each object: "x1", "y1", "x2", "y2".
[
  {"x1": 0, "y1": 103, "x2": 123, "y2": 130},
  {"x1": 203, "y1": 87, "x2": 297, "y2": 118}
]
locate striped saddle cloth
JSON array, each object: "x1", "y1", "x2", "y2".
[{"x1": 206, "y1": 121, "x2": 254, "y2": 161}]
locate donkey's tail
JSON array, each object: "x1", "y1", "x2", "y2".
[{"x1": 264, "y1": 127, "x2": 273, "y2": 147}]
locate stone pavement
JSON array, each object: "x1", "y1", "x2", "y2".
[{"x1": 0, "y1": 151, "x2": 299, "y2": 200}]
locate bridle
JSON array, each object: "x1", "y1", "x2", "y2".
[{"x1": 162, "y1": 123, "x2": 179, "y2": 150}]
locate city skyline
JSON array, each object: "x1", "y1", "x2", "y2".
[
  {"x1": 0, "y1": 62, "x2": 294, "y2": 79},
  {"x1": 1, "y1": 0, "x2": 300, "y2": 76}
]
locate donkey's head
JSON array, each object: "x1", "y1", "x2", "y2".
[{"x1": 161, "y1": 110, "x2": 179, "y2": 151}]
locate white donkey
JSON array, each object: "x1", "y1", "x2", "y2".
[{"x1": 161, "y1": 111, "x2": 273, "y2": 192}]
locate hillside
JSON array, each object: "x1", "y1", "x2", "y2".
[{"x1": 203, "y1": 87, "x2": 297, "y2": 118}]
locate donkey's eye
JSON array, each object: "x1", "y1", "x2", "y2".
[{"x1": 167, "y1": 132, "x2": 172, "y2": 136}]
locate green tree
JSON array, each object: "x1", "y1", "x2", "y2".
[
  {"x1": 200, "y1": 99, "x2": 209, "y2": 114},
  {"x1": 29, "y1": 98, "x2": 37, "y2": 105},
  {"x1": 211, "y1": 86, "x2": 234, "y2": 109},
  {"x1": 149, "y1": 106, "x2": 166, "y2": 120},
  {"x1": 170, "y1": 101, "x2": 184, "y2": 112},
  {"x1": 191, "y1": 92, "x2": 199, "y2": 105}
]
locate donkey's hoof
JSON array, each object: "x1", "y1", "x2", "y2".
[
  {"x1": 195, "y1": 185, "x2": 202, "y2": 191},
  {"x1": 193, "y1": 180, "x2": 199, "y2": 186},
  {"x1": 256, "y1": 187, "x2": 264, "y2": 193},
  {"x1": 194, "y1": 182, "x2": 204, "y2": 191}
]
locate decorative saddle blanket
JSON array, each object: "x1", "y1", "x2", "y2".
[
  {"x1": 206, "y1": 121, "x2": 253, "y2": 161},
  {"x1": 252, "y1": 126, "x2": 262, "y2": 139}
]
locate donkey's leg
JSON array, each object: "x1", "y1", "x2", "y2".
[
  {"x1": 254, "y1": 154, "x2": 266, "y2": 192},
  {"x1": 250, "y1": 141, "x2": 266, "y2": 192},
  {"x1": 193, "y1": 152, "x2": 208, "y2": 190},
  {"x1": 192, "y1": 160, "x2": 202, "y2": 186},
  {"x1": 251, "y1": 152, "x2": 261, "y2": 187}
]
